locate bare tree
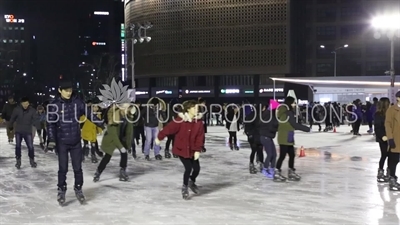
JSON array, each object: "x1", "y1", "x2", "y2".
[{"x1": 91, "y1": 53, "x2": 120, "y2": 92}]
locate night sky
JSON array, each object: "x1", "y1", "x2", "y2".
[{"x1": 2, "y1": 0, "x2": 87, "y2": 84}]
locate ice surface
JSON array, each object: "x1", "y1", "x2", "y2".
[{"x1": 0, "y1": 125, "x2": 399, "y2": 224}]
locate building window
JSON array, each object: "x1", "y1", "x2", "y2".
[
  {"x1": 366, "y1": 44, "x2": 389, "y2": 57},
  {"x1": 316, "y1": 26, "x2": 336, "y2": 40},
  {"x1": 316, "y1": 8, "x2": 336, "y2": 22},
  {"x1": 366, "y1": 61, "x2": 388, "y2": 72},
  {"x1": 341, "y1": 48, "x2": 362, "y2": 58},
  {"x1": 14, "y1": 27, "x2": 19, "y2": 30},
  {"x1": 340, "y1": 25, "x2": 365, "y2": 39},
  {"x1": 21, "y1": 40, "x2": 25, "y2": 43},
  {"x1": 340, "y1": 6, "x2": 362, "y2": 20},
  {"x1": 21, "y1": 27, "x2": 24, "y2": 30},
  {"x1": 316, "y1": 63, "x2": 333, "y2": 75}
]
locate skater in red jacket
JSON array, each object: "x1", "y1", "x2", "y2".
[{"x1": 156, "y1": 100, "x2": 205, "y2": 200}]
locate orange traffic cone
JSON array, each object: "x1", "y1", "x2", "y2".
[
  {"x1": 333, "y1": 126, "x2": 336, "y2": 133},
  {"x1": 299, "y1": 146, "x2": 305, "y2": 157}
]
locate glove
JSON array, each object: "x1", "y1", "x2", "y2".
[
  {"x1": 194, "y1": 151, "x2": 200, "y2": 160},
  {"x1": 388, "y1": 139, "x2": 396, "y2": 149},
  {"x1": 155, "y1": 138, "x2": 161, "y2": 145},
  {"x1": 120, "y1": 148, "x2": 127, "y2": 153},
  {"x1": 382, "y1": 136, "x2": 388, "y2": 141}
]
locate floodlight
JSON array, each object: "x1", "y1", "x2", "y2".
[
  {"x1": 344, "y1": 44, "x2": 349, "y2": 48},
  {"x1": 145, "y1": 37, "x2": 151, "y2": 42},
  {"x1": 371, "y1": 15, "x2": 400, "y2": 30},
  {"x1": 320, "y1": 45, "x2": 325, "y2": 48}
]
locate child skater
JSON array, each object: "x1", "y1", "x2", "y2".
[
  {"x1": 155, "y1": 100, "x2": 205, "y2": 200},
  {"x1": 36, "y1": 105, "x2": 47, "y2": 149},
  {"x1": 81, "y1": 103, "x2": 104, "y2": 163},
  {"x1": 93, "y1": 103, "x2": 135, "y2": 182}
]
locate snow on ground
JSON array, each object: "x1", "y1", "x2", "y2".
[{"x1": 0, "y1": 125, "x2": 399, "y2": 225}]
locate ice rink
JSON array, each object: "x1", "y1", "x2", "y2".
[{"x1": 0, "y1": 125, "x2": 399, "y2": 224}]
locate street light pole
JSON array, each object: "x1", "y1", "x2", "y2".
[
  {"x1": 320, "y1": 44, "x2": 348, "y2": 77},
  {"x1": 333, "y1": 51, "x2": 337, "y2": 77}
]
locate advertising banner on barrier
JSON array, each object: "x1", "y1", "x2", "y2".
[
  {"x1": 219, "y1": 87, "x2": 254, "y2": 97},
  {"x1": 182, "y1": 87, "x2": 214, "y2": 97},
  {"x1": 258, "y1": 85, "x2": 285, "y2": 97},
  {"x1": 151, "y1": 88, "x2": 179, "y2": 98}
]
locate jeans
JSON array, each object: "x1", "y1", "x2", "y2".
[
  {"x1": 15, "y1": 132, "x2": 35, "y2": 159},
  {"x1": 260, "y1": 136, "x2": 277, "y2": 169},
  {"x1": 57, "y1": 141, "x2": 83, "y2": 188},
  {"x1": 144, "y1": 126, "x2": 160, "y2": 156}
]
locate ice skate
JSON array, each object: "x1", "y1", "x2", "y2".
[
  {"x1": 182, "y1": 185, "x2": 189, "y2": 200},
  {"x1": 40, "y1": 142, "x2": 45, "y2": 150},
  {"x1": 173, "y1": 154, "x2": 178, "y2": 158},
  {"x1": 188, "y1": 180, "x2": 199, "y2": 194},
  {"x1": 15, "y1": 158, "x2": 21, "y2": 169},
  {"x1": 377, "y1": 168, "x2": 388, "y2": 183},
  {"x1": 145, "y1": 155, "x2": 150, "y2": 161},
  {"x1": 132, "y1": 152, "x2": 137, "y2": 159},
  {"x1": 96, "y1": 150, "x2": 104, "y2": 158},
  {"x1": 74, "y1": 185, "x2": 85, "y2": 204},
  {"x1": 273, "y1": 169, "x2": 287, "y2": 182},
  {"x1": 29, "y1": 158, "x2": 37, "y2": 168},
  {"x1": 119, "y1": 168, "x2": 129, "y2": 181},
  {"x1": 262, "y1": 168, "x2": 274, "y2": 179},
  {"x1": 57, "y1": 186, "x2": 66, "y2": 206},
  {"x1": 8, "y1": 138, "x2": 13, "y2": 143},
  {"x1": 93, "y1": 169, "x2": 101, "y2": 182},
  {"x1": 91, "y1": 154, "x2": 98, "y2": 163},
  {"x1": 229, "y1": 144, "x2": 233, "y2": 150},
  {"x1": 165, "y1": 150, "x2": 171, "y2": 159},
  {"x1": 155, "y1": 154, "x2": 162, "y2": 160},
  {"x1": 389, "y1": 177, "x2": 400, "y2": 191},
  {"x1": 258, "y1": 162, "x2": 263, "y2": 173},
  {"x1": 288, "y1": 168, "x2": 301, "y2": 181},
  {"x1": 249, "y1": 163, "x2": 258, "y2": 174},
  {"x1": 84, "y1": 146, "x2": 90, "y2": 157},
  {"x1": 234, "y1": 145, "x2": 239, "y2": 151}
]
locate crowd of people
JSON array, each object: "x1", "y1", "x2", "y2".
[{"x1": 2, "y1": 80, "x2": 400, "y2": 205}]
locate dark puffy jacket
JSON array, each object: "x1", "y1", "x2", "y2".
[
  {"x1": 141, "y1": 106, "x2": 165, "y2": 127},
  {"x1": 258, "y1": 109, "x2": 279, "y2": 139},
  {"x1": 9, "y1": 106, "x2": 39, "y2": 134},
  {"x1": 374, "y1": 113, "x2": 386, "y2": 142},
  {"x1": 47, "y1": 95, "x2": 103, "y2": 145},
  {"x1": 244, "y1": 110, "x2": 260, "y2": 144},
  {"x1": 2, "y1": 102, "x2": 17, "y2": 121}
]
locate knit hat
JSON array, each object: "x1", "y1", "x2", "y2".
[
  {"x1": 37, "y1": 105, "x2": 44, "y2": 110},
  {"x1": 59, "y1": 81, "x2": 73, "y2": 90}
]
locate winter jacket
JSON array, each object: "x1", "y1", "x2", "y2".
[
  {"x1": 101, "y1": 107, "x2": 134, "y2": 155},
  {"x1": 80, "y1": 114, "x2": 102, "y2": 142},
  {"x1": 37, "y1": 112, "x2": 46, "y2": 130},
  {"x1": 368, "y1": 104, "x2": 377, "y2": 121},
  {"x1": 374, "y1": 113, "x2": 386, "y2": 143},
  {"x1": 258, "y1": 109, "x2": 279, "y2": 139},
  {"x1": 141, "y1": 106, "x2": 166, "y2": 128},
  {"x1": 47, "y1": 95, "x2": 103, "y2": 145},
  {"x1": 225, "y1": 108, "x2": 241, "y2": 131},
  {"x1": 244, "y1": 110, "x2": 260, "y2": 144},
  {"x1": 157, "y1": 113, "x2": 205, "y2": 159},
  {"x1": 1, "y1": 102, "x2": 17, "y2": 121},
  {"x1": 385, "y1": 105, "x2": 400, "y2": 153},
  {"x1": 277, "y1": 106, "x2": 310, "y2": 146},
  {"x1": 352, "y1": 105, "x2": 363, "y2": 121},
  {"x1": 9, "y1": 106, "x2": 39, "y2": 134}
]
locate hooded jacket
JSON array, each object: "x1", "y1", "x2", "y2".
[
  {"x1": 277, "y1": 106, "x2": 310, "y2": 146},
  {"x1": 2, "y1": 102, "x2": 17, "y2": 121},
  {"x1": 9, "y1": 105, "x2": 39, "y2": 134},
  {"x1": 157, "y1": 113, "x2": 204, "y2": 158}
]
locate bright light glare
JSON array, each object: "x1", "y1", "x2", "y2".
[
  {"x1": 320, "y1": 45, "x2": 325, "y2": 48},
  {"x1": 344, "y1": 44, "x2": 349, "y2": 48},
  {"x1": 270, "y1": 77, "x2": 399, "y2": 86},
  {"x1": 372, "y1": 15, "x2": 400, "y2": 30}
]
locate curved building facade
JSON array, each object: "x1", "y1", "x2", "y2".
[{"x1": 124, "y1": 0, "x2": 293, "y2": 78}]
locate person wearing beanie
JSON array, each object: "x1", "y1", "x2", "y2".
[
  {"x1": 274, "y1": 96, "x2": 310, "y2": 182},
  {"x1": 46, "y1": 80, "x2": 104, "y2": 205},
  {"x1": 384, "y1": 91, "x2": 400, "y2": 191}
]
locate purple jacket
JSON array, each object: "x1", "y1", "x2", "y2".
[
  {"x1": 352, "y1": 106, "x2": 363, "y2": 121},
  {"x1": 46, "y1": 95, "x2": 103, "y2": 145},
  {"x1": 367, "y1": 105, "x2": 376, "y2": 121}
]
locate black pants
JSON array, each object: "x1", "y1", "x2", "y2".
[
  {"x1": 248, "y1": 138, "x2": 263, "y2": 163},
  {"x1": 98, "y1": 151, "x2": 128, "y2": 173},
  {"x1": 135, "y1": 126, "x2": 145, "y2": 147},
  {"x1": 57, "y1": 142, "x2": 83, "y2": 188},
  {"x1": 179, "y1": 156, "x2": 200, "y2": 186},
  {"x1": 37, "y1": 129, "x2": 47, "y2": 143},
  {"x1": 260, "y1": 136, "x2": 277, "y2": 168},
  {"x1": 309, "y1": 121, "x2": 321, "y2": 130},
  {"x1": 379, "y1": 141, "x2": 389, "y2": 169},
  {"x1": 83, "y1": 140, "x2": 101, "y2": 156},
  {"x1": 368, "y1": 121, "x2": 373, "y2": 130},
  {"x1": 228, "y1": 131, "x2": 237, "y2": 146},
  {"x1": 388, "y1": 151, "x2": 400, "y2": 177},
  {"x1": 353, "y1": 119, "x2": 361, "y2": 135},
  {"x1": 165, "y1": 135, "x2": 174, "y2": 150},
  {"x1": 276, "y1": 145, "x2": 295, "y2": 170}
]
